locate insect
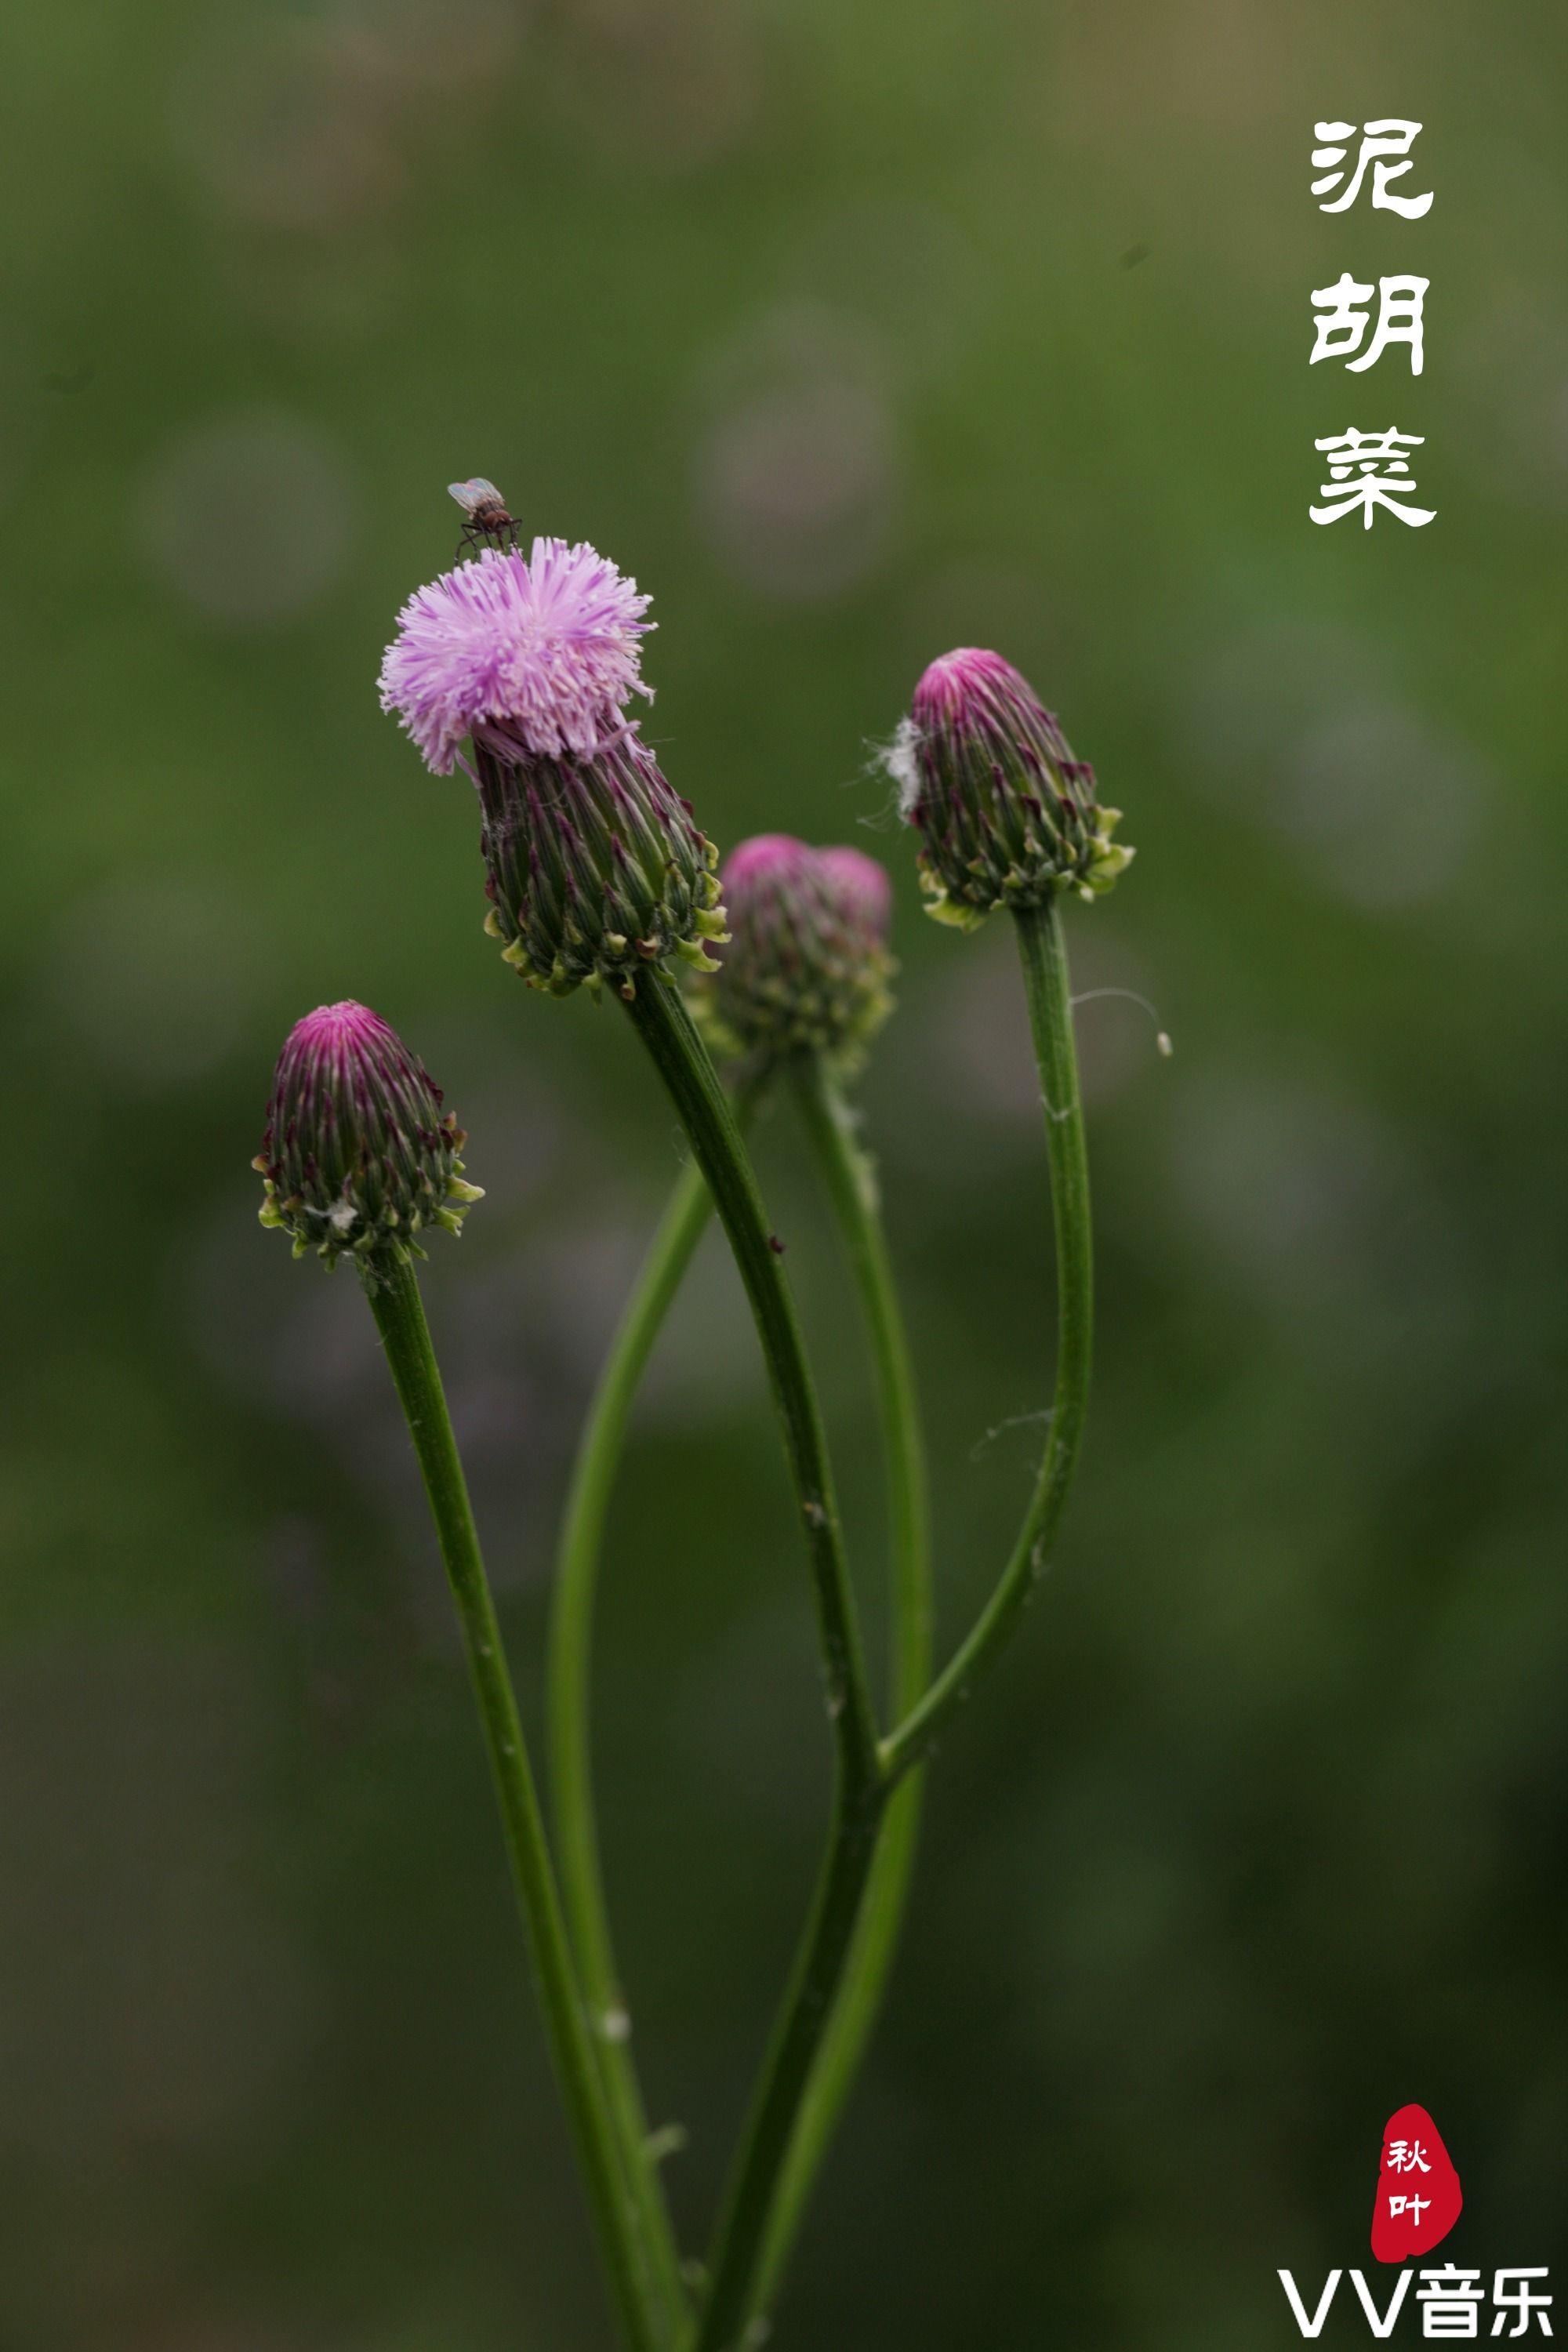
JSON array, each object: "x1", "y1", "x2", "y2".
[{"x1": 448, "y1": 477, "x2": 521, "y2": 557}]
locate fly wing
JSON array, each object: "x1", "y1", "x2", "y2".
[{"x1": 448, "y1": 477, "x2": 501, "y2": 514}]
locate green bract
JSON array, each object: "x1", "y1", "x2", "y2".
[{"x1": 475, "y1": 737, "x2": 728, "y2": 999}]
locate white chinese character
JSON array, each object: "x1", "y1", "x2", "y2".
[
  {"x1": 1310, "y1": 274, "x2": 1428, "y2": 374},
  {"x1": 1312, "y1": 118, "x2": 1433, "y2": 215},
  {"x1": 1493, "y1": 2270, "x2": 1553, "y2": 2339},
  {"x1": 1388, "y1": 2139, "x2": 1434, "y2": 2173},
  {"x1": 1421, "y1": 2265, "x2": 1486, "y2": 2339},
  {"x1": 1309, "y1": 428, "x2": 1435, "y2": 530},
  {"x1": 1391, "y1": 2194, "x2": 1432, "y2": 2225}
]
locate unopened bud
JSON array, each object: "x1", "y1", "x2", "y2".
[
  {"x1": 694, "y1": 833, "x2": 895, "y2": 1065},
  {"x1": 886, "y1": 648, "x2": 1132, "y2": 927},
  {"x1": 254, "y1": 1001, "x2": 481, "y2": 1283}
]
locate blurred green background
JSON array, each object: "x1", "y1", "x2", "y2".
[{"x1": 2, "y1": 0, "x2": 1565, "y2": 2344}]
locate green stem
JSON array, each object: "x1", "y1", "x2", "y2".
[
  {"x1": 616, "y1": 976, "x2": 884, "y2": 2352},
  {"x1": 751, "y1": 1054, "x2": 933, "y2": 2311},
  {"x1": 879, "y1": 898, "x2": 1093, "y2": 1784},
  {"x1": 696, "y1": 1774, "x2": 887, "y2": 2352},
  {"x1": 620, "y1": 977, "x2": 879, "y2": 1785},
  {"x1": 547, "y1": 1072, "x2": 769, "y2": 2336},
  {"x1": 368, "y1": 1258, "x2": 660, "y2": 2352}
]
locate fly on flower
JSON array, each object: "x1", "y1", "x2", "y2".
[{"x1": 448, "y1": 477, "x2": 521, "y2": 557}]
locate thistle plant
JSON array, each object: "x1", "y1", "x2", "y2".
[
  {"x1": 252, "y1": 503, "x2": 1136, "y2": 2352},
  {"x1": 383, "y1": 541, "x2": 885, "y2": 2349},
  {"x1": 378, "y1": 545, "x2": 876, "y2": 1838},
  {"x1": 875, "y1": 645, "x2": 1131, "y2": 1779}
]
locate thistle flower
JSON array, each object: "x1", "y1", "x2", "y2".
[
  {"x1": 254, "y1": 1001, "x2": 481, "y2": 1283},
  {"x1": 380, "y1": 530, "x2": 724, "y2": 997},
  {"x1": 378, "y1": 538, "x2": 653, "y2": 773},
  {"x1": 887, "y1": 648, "x2": 1132, "y2": 927},
  {"x1": 694, "y1": 833, "x2": 895, "y2": 1065}
]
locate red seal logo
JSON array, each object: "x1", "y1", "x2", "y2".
[{"x1": 1370, "y1": 2103, "x2": 1462, "y2": 2263}]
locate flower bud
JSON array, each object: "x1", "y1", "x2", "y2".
[
  {"x1": 694, "y1": 833, "x2": 895, "y2": 1065},
  {"x1": 887, "y1": 648, "x2": 1132, "y2": 927},
  {"x1": 475, "y1": 735, "x2": 728, "y2": 998},
  {"x1": 254, "y1": 1001, "x2": 481, "y2": 1282}
]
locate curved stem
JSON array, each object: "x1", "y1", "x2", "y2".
[
  {"x1": 620, "y1": 976, "x2": 879, "y2": 1787},
  {"x1": 752, "y1": 1054, "x2": 933, "y2": 2311},
  {"x1": 368, "y1": 1258, "x2": 659, "y2": 2352},
  {"x1": 547, "y1": 1072, "x2": 769, "y2": 2336},
  {"x1": 879, "y1": 898, "x2": 1093, "y2": 1784},
  {"x1": 696, "y1": 1774, "x2": 887, "y2": 2352}
]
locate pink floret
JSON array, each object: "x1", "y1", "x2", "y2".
[{"x1": 378, "y1": 537, "x2": 654, "y2": 773}]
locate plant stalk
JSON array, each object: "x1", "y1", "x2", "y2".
[
  {"x1": 368, "y1": 1257, "x2": 661, "y2": 2352},
  {"x1": 547, "y1": 1072, "x2": 770, "y2": 2336},
  {"x1": 620, "y1": 977, "x2": 878, "y2": 1786},
  {"x1": 615, "y1": 976, "x2": 885, "y2": 2352},
  {"x1": 879, "y1": 897, "x2": 1093, "y2": 1784},
  {"x1": 749, "y1": 1054, "x2": 934, "y2": 2314}
]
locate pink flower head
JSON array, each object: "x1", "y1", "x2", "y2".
[
  {"x1": 256, "y1": 1000, "x2": 481, "y2": 1281},
  {"x1": 379, "y1": 537, "x2": 654, "y2": 774},
  {"x1": 885, "y1": 645, "x2": 1132, "y2": 926},
  {"x1": 695, "y1": 835, "x2": 895, "y2": 1065}
]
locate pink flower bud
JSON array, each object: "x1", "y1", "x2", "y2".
[
  {"x1": 886, "y1": 647, "x2": 1132, "y2": 928},
  {"x1": 254, "y1": 1001, "x2": 481, "y2": 1283},
  {"x1": 695, "y1": 834, "x2": 896, "y2": 1066}
]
